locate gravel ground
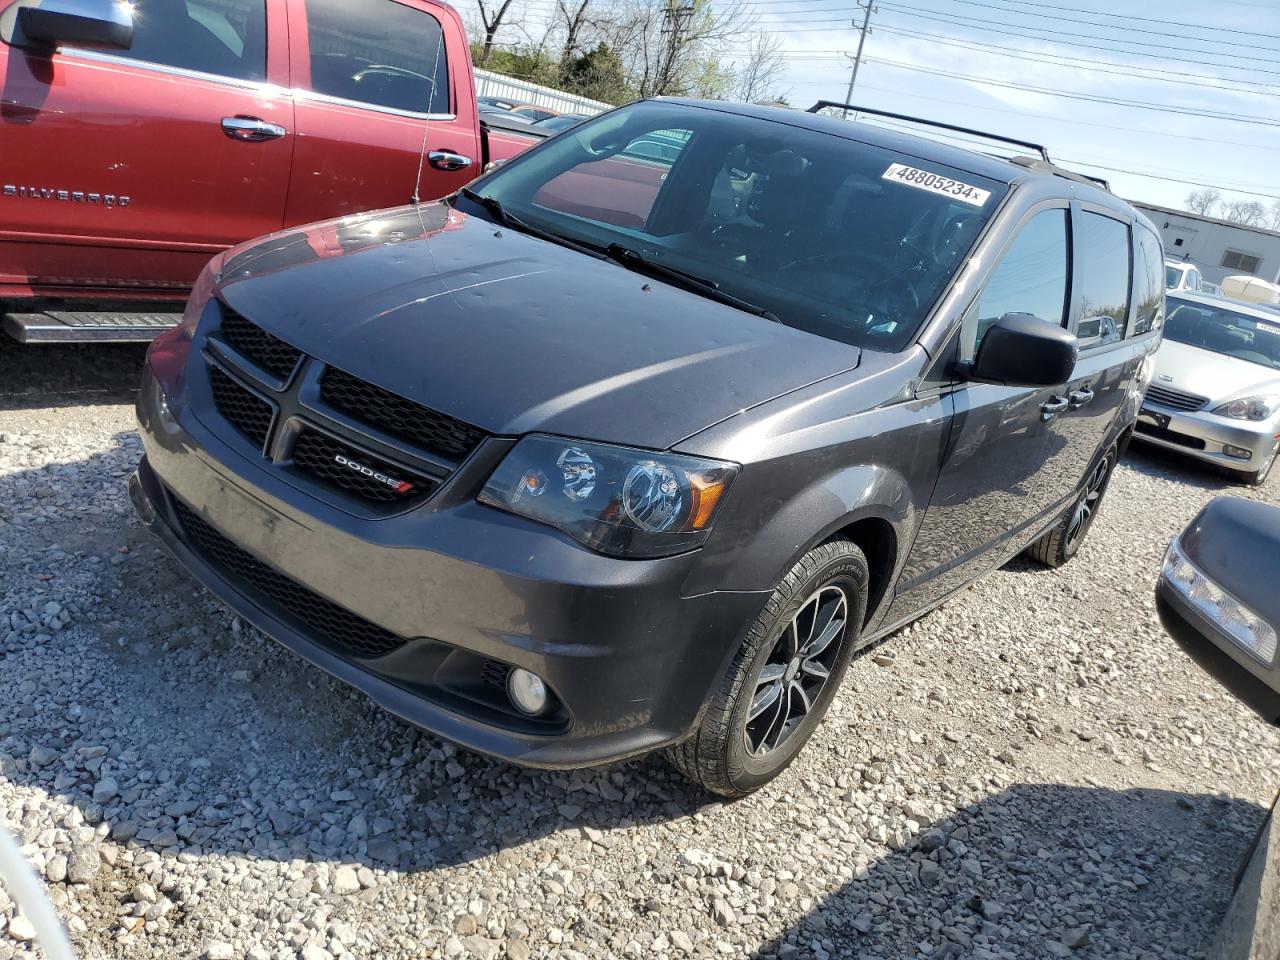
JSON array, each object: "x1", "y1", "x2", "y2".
[{"x1": 2, "y1": 346, "x2": 1279, "y2": 960}]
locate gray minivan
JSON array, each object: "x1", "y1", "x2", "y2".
[{"x1": 131, "y1": 99, "x2": 1165, "y2": 796}]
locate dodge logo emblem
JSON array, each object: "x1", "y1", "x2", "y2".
[{"x1": 334, "y1": 453, "x2": 414, "y2": 494}]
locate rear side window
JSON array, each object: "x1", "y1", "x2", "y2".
[
  {"x1": 973, "y1": 208, "x2": 1070, "y2": 351},
  {"x1": 64, "y1": 0, "x2": 266, "y2": 81},
  {"x1": 1076, "y1": 212, "x2": 1131, "y2": 344},
  {"x1": 304, "y1": 0, "x2": 450, "y2": 114},
  {"x1": 1132, "y1": 227, "x2": 1165, "y2": 335}
]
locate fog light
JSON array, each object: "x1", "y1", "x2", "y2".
[
  {"x1": 1223, "y1": 444, "x2": 1252, "y2": 460},
  {"x1": 507, "y1": 668, "x2": 549, "y2": 715}
]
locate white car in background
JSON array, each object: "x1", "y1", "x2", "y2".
[
  {"x1": 1137, "y1": 292, "x2": 1280, "y2": 485},
  {"x1": 1165, "y1": 260, "x2": 1204, "y2": 292}
]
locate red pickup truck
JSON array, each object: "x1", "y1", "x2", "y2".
[{"x1": 0, "y1": 0, "x2": 539, "y2": 343}]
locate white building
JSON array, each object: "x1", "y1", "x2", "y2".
[{"x1": 1130, "y1": 201, "x2": 1280, "y2": 286}]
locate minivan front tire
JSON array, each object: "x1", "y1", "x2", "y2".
[{"x1": 667, "y1": 539, "x2": 869, "y2": 797}]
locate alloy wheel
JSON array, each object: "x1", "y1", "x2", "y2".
[
  {"x1": 1066, "y1": 454, "x2": 1111, "y2": 550},
  {"x1": 744, "y1": 584, "x2": 850, "y2": 757}
]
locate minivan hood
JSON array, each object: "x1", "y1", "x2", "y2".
[
  {"x1": 215, "y1": 204, "x2": 860, "y2": 450},
  {"x1": 1153, "y1": 339, "x2": 1280, "y2": 404}
]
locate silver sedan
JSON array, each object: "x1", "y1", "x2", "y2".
[{"x1": 1137, "y1": 292, "x2": 1280, "y2": 485}]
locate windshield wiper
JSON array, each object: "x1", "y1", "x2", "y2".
[
  {"x1": 605, "y1": 244, "x2": 781, "y2": 323},
  {"x1": 458, "y1": 188, "x2": 610, "y2": 260}
]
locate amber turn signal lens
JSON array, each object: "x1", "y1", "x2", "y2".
[{"x1": 688, "y1": 475, "x2": 729, "y2": 531}]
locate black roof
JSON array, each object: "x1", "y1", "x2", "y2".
[{"x1": 657, "y1": 98, "x2": 1119, "y2": 205}]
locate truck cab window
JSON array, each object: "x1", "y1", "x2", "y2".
[
  {"x1": 304, "y1": 0, "x2": 450, "y2": 115},
  {"x1": 105, "y1": 0, "x2": 266, "y2": 82}
]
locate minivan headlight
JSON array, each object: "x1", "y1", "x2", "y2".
[
  {"x1": 1213, "y1": 395, "x2": 1278, "y2": 421},
  {"x1": 478, "y1": 435, "x2": 738, "y2": 558}
]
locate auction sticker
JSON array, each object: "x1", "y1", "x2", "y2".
[{"x1": 882, "y1": 163, "x2": 990, "y2": 207}]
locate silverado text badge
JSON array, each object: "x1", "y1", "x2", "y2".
[{"x1": 3, "y1": 185, "x2": 130, "y2": 206}]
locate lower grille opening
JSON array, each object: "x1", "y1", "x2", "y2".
[
  {"x1": 209, "y1": 365, "x2": 274, "y2": 452},
  {"x1": 172, "y1": 498, "x2": 406, "y2": 659},
  {"x1": 291, "y1": 430, "x2": 438, "y2": 504},
  {"x1": 1135, "y1": 421, "x2": 1207, "y2": 450}
]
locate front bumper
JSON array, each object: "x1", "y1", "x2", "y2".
[
  {"x1": 131, "y1": 388, "x2": 767, "y2": 768},
  {"x1": 1134, "y1": 402, "x2": 1279, "y2": 473}
]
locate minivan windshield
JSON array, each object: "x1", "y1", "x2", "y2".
[
  {"x1": 1166, "y1": 295, "x2": 1280, "y2": 370},
  {"x1": 459, "y1": 101, "x2": 1008, "y2": 351}
]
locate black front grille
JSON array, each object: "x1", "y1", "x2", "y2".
[
  {"x1": 1145, "y1": 384, "x2": 1207, "y2": 411},
  {"x1": 209, "y1": 366, "x2": 274, "y2": 450},
  {"x1": 172, "y1": 498, "x2": 405, "y2": 659},
  {"x1": 320, "y1": 367, "x2": 487, "y2": 462},
  {"x1": 1135, "y1": 421, "x2": 1207, "y2": 450},
  {"x1": 291, "y1": 430, "x2": 437, "y2": 503},
  {"x1": 219, "y1": 305, "x2": 302, "y2": 380}
]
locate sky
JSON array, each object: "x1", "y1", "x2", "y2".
[{"x1": 719, "y1": 0, "x2": 1280, "y2": 213}]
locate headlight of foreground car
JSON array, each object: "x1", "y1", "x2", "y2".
[
  {"x1": 1162, "y1": 536, "x2": 1277, "y2": 664},
  {"x1": 478, "y1": 435, "x2": 739, "y2": 558},
  {"x1": 1213, "y1": 395, "x2": 1279, "y2": 421}
]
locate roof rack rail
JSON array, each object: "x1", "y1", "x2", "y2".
[
  {"x1": 1007, "y1": 156, "x2": 1111, "y2": 192},
  {"x1": 806, "y1": 100, "x2": 1051, "y2": 164}
]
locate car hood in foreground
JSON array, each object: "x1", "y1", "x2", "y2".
[
  {"x1": 215, "y1": 204, "x2": 861, "y2": 450},
  {"x1": 1153, "y1": 340, "x2": 1280, "y2": 406}
]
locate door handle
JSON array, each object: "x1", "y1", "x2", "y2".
[
  {"x1": 221, "y1": 116, "x2": 287, "y2": 142},
  {"x1": 1068, "y1": 387, "x2": 1095, "y2": 409},
  {"x1": 428, "y1": 149, "x2": 473, "y2": 172},
  {"x1": 1041, "y1": 396, "x2": 1069, "y2": 421}
]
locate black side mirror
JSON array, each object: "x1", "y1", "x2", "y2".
[
  {"x1": 1158, "y1": 497, "x2": 1280, "y2": 725},
  {"x1": 965, "y1": 312, "x2": 1077, "y2": 387},
  {"x1": 15, "y1": 0, "x2": 133, "y2": 51}
]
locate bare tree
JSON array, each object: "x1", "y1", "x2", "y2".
[
  {"x1": 557, "y1": 0, "x2": 594, "y2": 63},
  {"x1": 1184, "y1": 188, "x2": 1220, "y2": 217},
  {"x1": 1220, "y1": 199, "x2": 1268, "y2": 227},
  {"x1": 1270, "y1": 199, "x2": 1280, "y2": 232},
  {"x1": 732, "y1": 32, "x2": 787, "y2": 103},
  {"x1": 475, "y1": 0, "x2": 517, "y2": 65}
]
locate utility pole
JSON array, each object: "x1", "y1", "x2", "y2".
[
  {"x1": 658, "y1": 1, "x2": 695, "y2": 96},
  {"x1": 842, "y1": 1, "x2": 875, "y2": 119}
]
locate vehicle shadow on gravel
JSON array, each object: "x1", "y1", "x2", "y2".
[
  {"x1": 1122, "y1": 441, "x2": 1248, "y2": 493},
  {"x1": 0, "y1": 339, "x2": 147, "y2": 409},
  {"x1": 0, "y1": 438, "x2": 714, "y2": 887},
  {"x1": 751, "y1": 782, "x2": 1264, "y2": 960}
]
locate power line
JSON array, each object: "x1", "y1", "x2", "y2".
[
  {"x1": 864, "y1": 55, "x2": 1280, "y2": 127},
  {"x1": 874, "y1": 24, "x2": 1280, "y2": 96},
  {"x1": 935, "y1": 0, "x2": 1280, "y2": 50},
  {"x1": 851, "y1": 81, "x2": 1280, "y2": 154},
  {"x1": 870, "y1": 7, "x2": 1280, "y2": 78},
  {"x1": 876, "y1": 1, "x2": 1280, "y2": 67},
  {"x1": 841, "y1": 2, "x2": 876, "y2": 116},
  {"x1": 970, "y1": 0, "x2": 1280, "y2": 42}
]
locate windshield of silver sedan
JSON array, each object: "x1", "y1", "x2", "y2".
[
  {"x1": 1166, "y1": 296, "x2": 1280, "y2": 371},
  {"x1": 459, "y1": 100, "x2": 1007, "y2": 351}
]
